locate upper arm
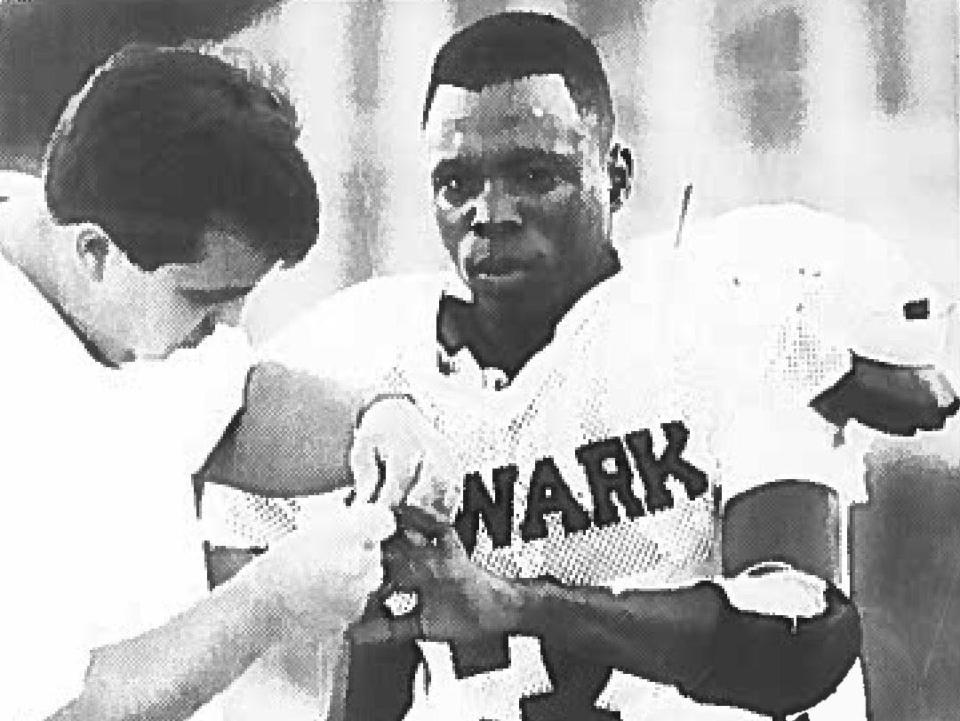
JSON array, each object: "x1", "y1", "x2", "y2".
[
  {"x1": 199, "y1": 362, "x2": 359, "y2": 496},
  {"x1": 200, "y1": 274, "x2": 433, "y2": 497}
]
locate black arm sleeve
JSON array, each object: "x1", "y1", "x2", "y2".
[{"x1": 682, "y1": 582, "x2": 862, "y2": 718}]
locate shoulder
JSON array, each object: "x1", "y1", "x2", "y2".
[
  {"x1": 674, "y1": 202, "x2": 936, "y2": 330},
  {"x1": 0, "y1": 256, "x2": 80, "y2": 373},
  {"x1": 261, "y1": 271, "x2": 446, "y2": 379}
]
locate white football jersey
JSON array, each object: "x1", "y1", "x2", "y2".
[{"x1": 245, "y1": 211, "x2": 876, "y2": 719}]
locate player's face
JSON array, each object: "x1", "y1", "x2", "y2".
[
  {"x1": 108, "y1": 221, "x2": 275, "y2": 360},
  {"x1": 425, "y1": 75, "x2": 610, "y2": 312}
]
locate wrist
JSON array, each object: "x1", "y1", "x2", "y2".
[
  {"x1": 238, "y1": 554, "x2": 304, "y2": 645},
  {"x1": 509, "y1": 577, "x2": 554, "y2": 637}
]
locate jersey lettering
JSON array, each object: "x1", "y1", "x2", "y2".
[
  {"x1": 454, "y1": 465, "x2": 517, "y2": 552},
  {"x1": 456, "y1": 421, "x2": 707, "y2": 555},
  {"x1": 625, "y1": 421, "x2": 708, "y2": 513},
  {"x1": 576, "y1": 438, "x2": 645, "y2": 527},
  {"x1": 519, "y1": 457, "x2": 592, "y2": 542}
]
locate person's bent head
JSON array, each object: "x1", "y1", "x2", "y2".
[
  {"x1": 423, "y1": 12, "x2": 632, "y2": 318},
  {"x1": 42, "y1": 44, "x2": 319, "y2": 362}
]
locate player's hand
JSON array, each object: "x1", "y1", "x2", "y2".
[
  {"x1": 349, "y1": 396, "x2": 460, "y2": 521},
  {"x1": 350, "y1": 507, "x2": 523, "y2": 646},
  {"x1": 250, "y1": 496, "x2": 396, "y2": 633}
]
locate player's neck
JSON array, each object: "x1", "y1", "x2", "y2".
[
  {"x1": 470, "y1": 299, "x2": 558, "y2": 375},
  {"x1": 449, "y1": 248, "x2": 620, "y2": 377}
]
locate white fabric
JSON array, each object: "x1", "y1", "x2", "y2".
[
  {"x1": 231, "y1": 232, "x2": 869, "y2": 719},
  {"x1": 634, "y1": 202, "x2": 949, "y2": 369},
  {"x1": 715, "y1": 563, "x2": 828, "y2": 622},
  {"x1": 0, "y1": 251, "x2": 249, "y2": 720}
]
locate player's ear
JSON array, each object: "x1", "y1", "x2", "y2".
[
  {"x1": 608, "y1": 143, "x2": 633, "y2": 212},
  {"x1": 73, "y1": 223, "x2": 116, "y2": 283}
]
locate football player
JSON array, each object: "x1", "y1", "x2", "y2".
[
  {"x1": 0, "y1": 45, "x2": 395, "y2": 721},
  {"x1": 198, "y1": 11, "x2": 957, "y2": 721}
]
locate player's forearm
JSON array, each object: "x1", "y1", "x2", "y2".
[
  {"x1": 49, "y1": 570, "x2": 285, "y2": 721},
  {"x1": 513, "y1": 578, "x2": 860, "y2": 717}
]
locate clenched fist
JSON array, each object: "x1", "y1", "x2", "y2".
[{"x1": 249, "y1": 495, "x2": 396, "y2": 633}]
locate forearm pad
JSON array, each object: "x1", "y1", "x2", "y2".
[{"x1": 682, "y1": 582, "x2": 861, "y2": 718}]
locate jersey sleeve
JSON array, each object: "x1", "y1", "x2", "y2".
[
  {"x1": 695, "y1": 245, "x2": 871, "y2": 507},
  {"x1": 680, "y1": 203, "x2": 957, "y2": 506},
  {"x1": 714, "y1": 395, "x2": 870, "y2": 508},
  {"x1": 712, "y1": 273, "x2": 870, "y2": 505}
]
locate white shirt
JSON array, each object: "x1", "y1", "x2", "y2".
[{"x1": 0, "y1": 252, "x2": 251, "y2": 720}]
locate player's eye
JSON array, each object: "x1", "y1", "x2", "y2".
[
  {"x1": 437, "y1": 174, "x2": 462, "y2": 194},
  {"x1": 515, "y1": 165, "x2": 561, "y2": 195},
  {"x1": 433, "y1": 170, "x2": 480, "y2": 206}
]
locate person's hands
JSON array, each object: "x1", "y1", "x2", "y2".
[
  {"x1": 250, "y1": 495, "x2": 396, "y2": 633},
  {"x1": 350, "y1": 507, "x2": 523, "y2": 646},
  {"x1": 349, "y1": 396, "x2": 461, "y2": 521}
]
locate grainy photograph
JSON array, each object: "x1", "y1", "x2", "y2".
[{"x1": 1, "y1": 1, "x2": 957, "y2": 720}]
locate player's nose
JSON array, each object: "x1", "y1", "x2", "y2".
[{"x1": 470, "y1": 178, "x2": 521, "y2": 235}]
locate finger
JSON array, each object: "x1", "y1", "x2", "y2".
[
  {"x1": 406, "y1": 468, "x2": 459, "y2": 523},
  {"x1": 395, "y1": 458, "x2": 424, "y2": 507},
  {"x1": 349, "y1": 614, "x2": 423, "y2": 646},
  {"x1": 352, "y1": 503, "x2": 397, "y2": 541},
  {"x1": 395, "y1": 504, "x2": 449, "y2": 539},
  {"x1": 401, "y1": 528, "x2": 430, "y2": 548},
  {"x1": 376, "y1": 453, "x2": 422, "y2": 508},
  {"x1": 367, "y1": 448, "x2": 390, "y2": 503},
  {"x1": 437, "y1": 523, "x2": 470, "y2": 559},
  {"x1": 348, "y1": 436, "x2": 383, "y2": 505},
  {"x1": 381, "y1": 543, "x2": 434, "y2": 585},
  {"x1": 396, "y1": 509, "x2": 465, "y2": 559},
  {"x1": 372, "y1": 577, "x2": 401, "y2": 603}
]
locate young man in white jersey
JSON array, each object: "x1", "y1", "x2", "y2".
[
  {"x1": 340, "y1": 13, "x2": 865, "y2": 720},
  {"x1": 0, "y1": 45, "x2": 395, "y2": 721},
  {"x1": 197, "y1": 11, "x2": 957, "y2": 721}
]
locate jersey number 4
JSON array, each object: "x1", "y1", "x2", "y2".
[
  {"x1": 520, "y1": 643, "x2": 621, "y2": 721},
  {"x1": 455, "y1": 640, "x2": 620, "y2": 721}
]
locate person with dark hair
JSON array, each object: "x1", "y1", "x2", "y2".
[
  {"x1": 195, "y1": 10, "x2": 955, "y2": 721},
  {"x1": 36, "y1": 43, "x2": 319, "y2": 360},
  {"x1": 421, "y1": 11, "x2": 615, "y2": 146},
  {"x1": 335, "y1": 12, "x2": 866, "y2": 719},
  {"x1": 0, "y1": 44, "x2": 395, "y2": 721}
]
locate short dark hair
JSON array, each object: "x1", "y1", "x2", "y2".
[
  {"x1": 43, "y1": 44, "x2": 319, "y2": 271},
  {"x1": 423, "y1": 12, "x2": 614, "y2": 144}
]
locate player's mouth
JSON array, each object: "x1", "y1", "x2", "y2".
[{"x1": 468, "y1": 257, "x2": 536, "y2": 285}]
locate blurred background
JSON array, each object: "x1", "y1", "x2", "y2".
[{"x1": 1, "y1": 0, "x2": 957, "y2": 718}]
